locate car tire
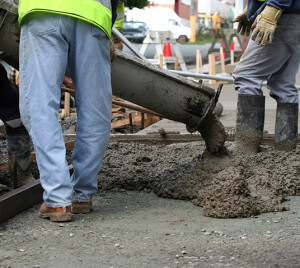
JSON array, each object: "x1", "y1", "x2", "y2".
[{"x1": 178, "y1": 35, "x2": 188, "y2": 43}]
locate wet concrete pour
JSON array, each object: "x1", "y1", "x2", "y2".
[
  {"x1": 1, "y1": 140, "x2": 299, "y2": 267},
  {"x1": 100, "y1": 141, "x2": 299, "y2": 218}
]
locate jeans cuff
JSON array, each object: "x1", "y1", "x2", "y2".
[
  {"x1": 45, "y1": 202, "x2": 72, "y2": 208},
  {"x1": 72, "y1": 198, "x2": 91, "y2": 203}
]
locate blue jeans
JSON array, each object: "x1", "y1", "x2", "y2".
[
  {"x1": 19, "y1": 13, "x2": 112, "y2": 207},
  {"x1": 233, "y1": 14, "x2": 300, "y2": 104}
]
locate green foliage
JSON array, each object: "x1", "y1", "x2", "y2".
[
  {"x1": 184, "y1": 34, "x2": 214, "y2": 45},
  {"x1": 125, "y1": 0, "x2": 149, "y2": 9}
]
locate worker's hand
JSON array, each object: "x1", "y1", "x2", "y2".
[
  {"x1": 251, "y1": 5, "x2": 282, "y2": 46},
  {"x1": 110, "y1": 37, "x2": 116, "y2": 61},
  {"x1": 63, "y1": 76, "x2": 73, "y2": 87},
  {"x1": 233, "y1": 6, "x2": 252, "y2": 36}
]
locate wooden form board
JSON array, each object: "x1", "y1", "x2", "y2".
[
  {"x1": 111, "y1": 113, "x2": 160, "y2": 129},
  {"x1": 220, "y1": 47, "x2": 226, "y2": 74},
  {"x1": 209, "y1": 54, "x2": 217, "y2": 85}
]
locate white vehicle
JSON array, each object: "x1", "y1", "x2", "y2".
[{"x1": 126, "y1": 7, "x2": 191, "y2": 42}]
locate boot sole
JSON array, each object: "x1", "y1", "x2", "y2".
[{"x1": 39, "y1": 212, "x2": 72, "y2": 222}]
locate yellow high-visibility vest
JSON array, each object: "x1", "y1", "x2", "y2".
[
  {"x1": 18, "y1": 0, "x2": 112, "y2": 37},
  {"x1": 114, "y1": 3, "x2": 124, "y2": 31}
]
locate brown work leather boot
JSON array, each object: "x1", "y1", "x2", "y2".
[
  {"x1": 71, "y1": 201, "x2": 92, "y2": 214},
  {"x1": 39, "y1": 202, "x2": 72, "y2": 222}
]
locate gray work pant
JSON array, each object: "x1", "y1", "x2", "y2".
[{"x1": 233, "y1": 14, "x2": 300, "y2": 104}]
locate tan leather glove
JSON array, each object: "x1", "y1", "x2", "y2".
[
  {"x1": 251, "y1": 5, "x2": 282, "y2": 46},
  {"x1": 233, "y1": 6, "x2": 252, "y2": 36}
]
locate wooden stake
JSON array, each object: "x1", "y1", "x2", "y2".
[
  {"x1": 175, "y1": 57, "x2": 179, "y2": 71},
  {"x1": 220, "y1": 47, "x2": 226, "y2": 74},
  {"x1": 61, "y1": 86, "x2": 75, "y2": 97},
  {"x1": 160, "y1": 54, "x2": 164, "y2": 69},
  {"x1": 208, "y1": 54, "x2": 217, "y2": 85},
  {"x1": 64, "y1": 92, "x2": 70, "y2": 118},
  {"x1": 196, "y1": 49, "x2": 203, "y2": 74}
]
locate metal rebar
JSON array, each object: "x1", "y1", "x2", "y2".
[
  {"x1": 171, "y1": 70, "x2": 300, "y2": 90},
  {"x1": 129, "y1": 113, "x2": 133, "y2": 133},
  {"x1": 11, "y1": 151, "x2": 17, "y2": 189},
  {"x1": 112, "y1": 27, "x2": 148, "y2": 62}
]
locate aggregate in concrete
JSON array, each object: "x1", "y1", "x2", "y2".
[{"x1": 99, "y1": 141, "x2": 299, "y2": 218}]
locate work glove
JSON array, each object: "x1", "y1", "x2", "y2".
[
  {"x1": 233, "y1": 6, "x2": 252, "y2": 36},
  {"x1": 251, "y1": 5, "x2": 282, "y2": 46}
]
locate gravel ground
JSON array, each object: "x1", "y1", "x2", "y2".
[{"x1": 0, "y1": 192, "x2": 299, "y2": 268}]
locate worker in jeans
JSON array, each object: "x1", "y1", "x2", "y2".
[
  {"x1": 0, "y1": 62, "x2": 34, "y2": 188},
  {"x1": 232, "y1": 0, "x2": 300, "y2": 154},
  {"x1": 18, "y1": 0, "x2": 119, "y2": 222}
]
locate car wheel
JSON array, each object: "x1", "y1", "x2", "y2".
[{"x1": 178, "y1": 35, "x2": 188, "y2": 43}]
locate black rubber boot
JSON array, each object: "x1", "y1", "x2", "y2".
[
  {"x1": 275, "y1": 103, "x2": 298, "y2": 151},
  {"x1": 5, "y1": 125, "x2": 35, "y2": 188},
  {"x1": 234, "y1": 94, "x2": 265, "y2": 155}
]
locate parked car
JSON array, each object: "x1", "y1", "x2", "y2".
[
  {"x1": 123, "y1": 21, "x2": 149, "y2": 43},
  {"x1": 126, "y1": 7, "x2": 191, "y2": 43}
]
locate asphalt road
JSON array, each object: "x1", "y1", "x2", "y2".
[{"x1": 123, "y1": 43, "x2": 212, "y2": 65}]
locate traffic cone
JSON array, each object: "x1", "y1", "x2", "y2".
[
  {"x1": 230, "y1": 42, "x2": 234, "y2": 51},
  {"x1": 163, "y1": 43, "x2": 172, "y2": 57},
  {"x1": 230, "y1": 42, "x2": 235, "y2": 64},
  {"x1": 218, "y1": 38, "x2": 226, "y2": 59}
]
